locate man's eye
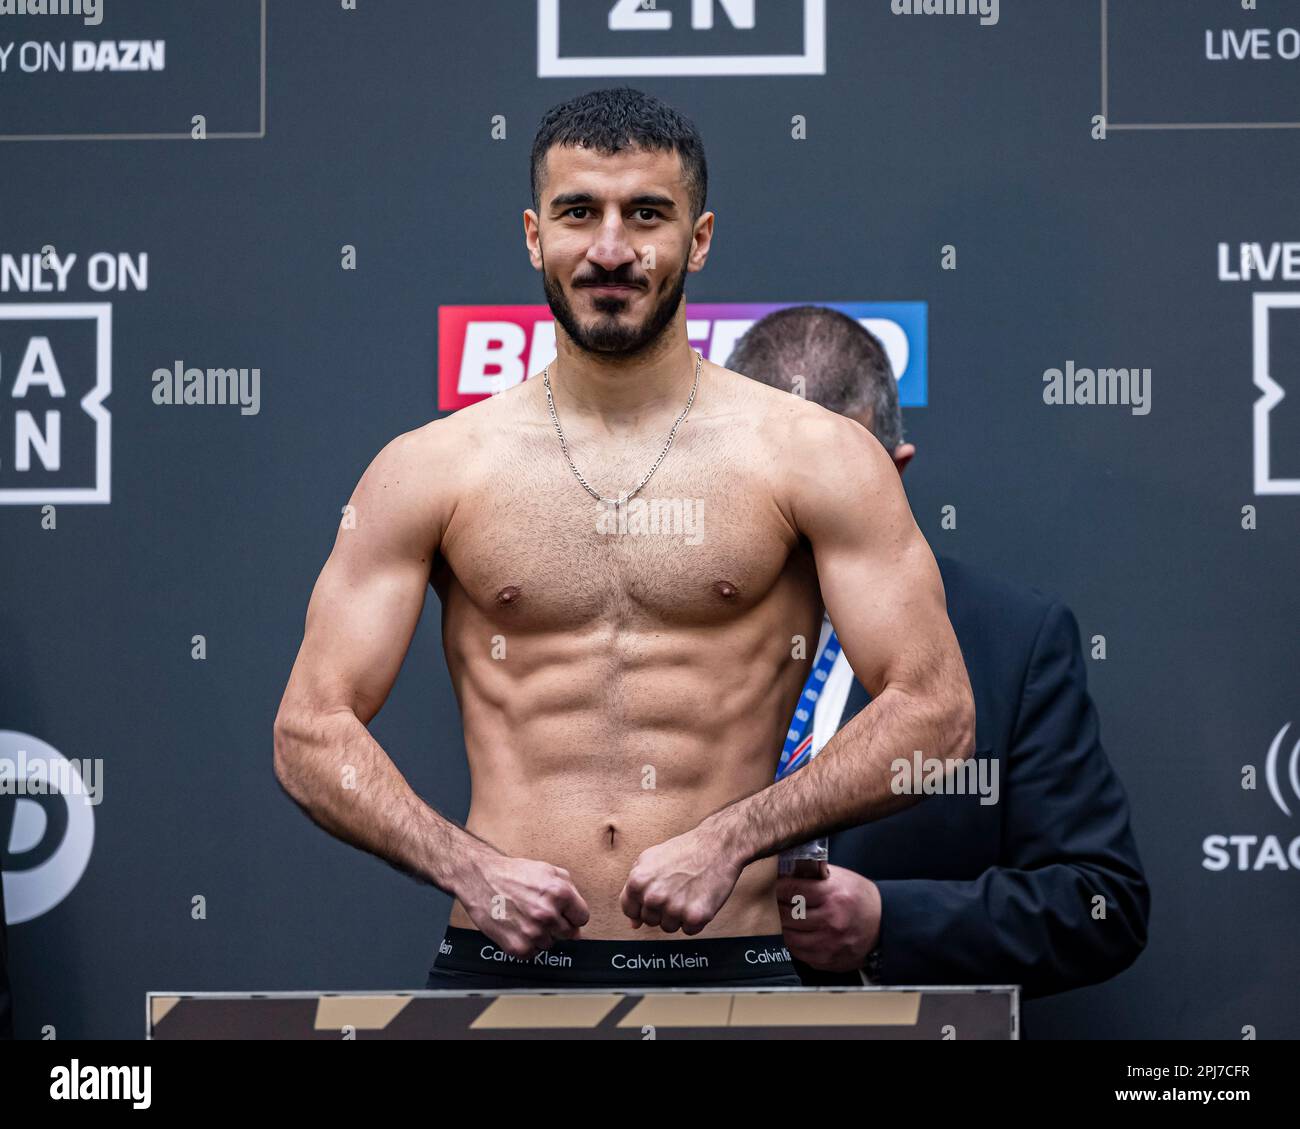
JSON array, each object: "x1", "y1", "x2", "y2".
[
  {"x1": 636, "y1": 209, "x2": 660, "y2": 222},
  {"x1": 565, "y1": 207, "x2": 589, "y2": 219}
]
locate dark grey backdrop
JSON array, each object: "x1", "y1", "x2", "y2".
[{"x1": 2, "y1": 0, "x2": 1297, "y2": 1039}]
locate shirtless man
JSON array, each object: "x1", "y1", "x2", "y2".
[{"x1": 272, "y1": 88, "x2": 975, "y2": 991}]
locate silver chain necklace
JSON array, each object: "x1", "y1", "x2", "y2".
[{"x1": 542, "y1": 348, "x2": 702, "y2": 507}]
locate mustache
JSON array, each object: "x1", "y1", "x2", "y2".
[{"x1": 574, "y1": 272, "x2": 646, "y2": 288}]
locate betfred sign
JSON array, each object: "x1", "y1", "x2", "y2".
[{"x1": 437, "y1": 302, "x2": 928, "y2": 412}]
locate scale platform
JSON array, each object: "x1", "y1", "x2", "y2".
[{"x1": 148, "y1": 985, "x2": 1019, "y2": 1040}]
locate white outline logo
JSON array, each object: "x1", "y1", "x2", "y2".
[
  {"x1": 537, "y1": 0, "x2": 826, "y2": 77},
  {"x1": 0, "y1": 303, "x2": 112, "y2": 505},
  {"x1": 1252, "y1": 293, "x2": 1300, "y2": 495},
  {"x1": 1265, "y1": 722, "x2": 1300, "y2": 817},
  {"x1": 1, "y1": 731, "x2": 96, "y2": 924}
]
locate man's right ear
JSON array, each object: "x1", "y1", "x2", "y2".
[
  {"x1": 523, "y1": 210, "x2": 543, "y2": 270},
  {"x1": 891, "y1": 443, "x2": 916, "y2": 477}
]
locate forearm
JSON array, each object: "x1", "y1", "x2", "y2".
[
  {"x1": 272, "y1": 706, "x2": 492, "y2": 896},
  {"x1": 874, "y1": 861, "x2": 1150, "y2": 997},
  {"x1": 708, "y1": 680, "x2": 975, "y2": 866}
]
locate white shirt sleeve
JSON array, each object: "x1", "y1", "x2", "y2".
[{"x1": 811, "y1": 617, "x2": 856, "y2": 758}]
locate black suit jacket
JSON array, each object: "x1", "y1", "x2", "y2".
[
  {"x1": 0, "y1": 861, "x2": 10, "y2": 1038},
  {"x1": 816, "y1": 555, "x2": 1150, "y2": 999}
]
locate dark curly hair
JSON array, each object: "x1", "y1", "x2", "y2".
[{"x1": 530, "y1": 87, "x2": 708, "y2": 225}]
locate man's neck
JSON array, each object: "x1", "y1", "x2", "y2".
[{"x1": 546, "y1": 335, "x2": 701, "y2": 435}]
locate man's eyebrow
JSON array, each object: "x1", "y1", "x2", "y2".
[{"x1": 549, "y1": 191, "x2": 679, "y2": 211}]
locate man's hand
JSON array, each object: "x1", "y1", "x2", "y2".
[
  {"x1": 776, "y1": 864, "x2": 880, "y2": 971},
  {"x1": 457, "y1": 849, "x2": 591, "y2": 959},
  {"x1": 620, "y1": 828, "x2": 742, "y2": 935}
]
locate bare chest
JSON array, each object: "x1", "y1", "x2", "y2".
[{"x1": 438, "y1": 426, "x2": 807, "y2": 630}]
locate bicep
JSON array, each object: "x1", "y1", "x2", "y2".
[
  {"x1": 793, "y1": 417, "x2": 955, "y2": 699},
  {"x1": 282, "y1": 429, "x2": 447, "y2": 725}
]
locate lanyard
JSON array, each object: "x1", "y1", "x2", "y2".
[{"x1": 775, "y1": 627, "x2": 841, "y2": 781}]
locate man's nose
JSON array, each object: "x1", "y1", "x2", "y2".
[{"x1": 587, "y1": 216, "x2": 638, "y2": 271}]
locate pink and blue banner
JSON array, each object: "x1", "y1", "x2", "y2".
[{"x1": 438, "y1": 301, "x2": 927, "y2": 412}]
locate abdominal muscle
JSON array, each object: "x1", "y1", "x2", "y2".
[{"x1": 444, "y1": 630, "x2": 807, "y2": 940}]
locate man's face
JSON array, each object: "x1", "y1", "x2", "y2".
[{"x1": 525, "y1": 143, "x2": 712, "y2": 356}]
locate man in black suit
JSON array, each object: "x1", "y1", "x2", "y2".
[
  {"x1": 727, "y1": 306, "x2": 1150, "y2": 998},
  {"x1": 0, "y1": 862, "x2": 11, "y2": 1038}
]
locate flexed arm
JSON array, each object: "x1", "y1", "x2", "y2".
[
  {"x1": 620, "y1": 410, "x2": 975, "y2": 934},
  {"x1": 273, "y1": 422, "x2": 589, "y2": 956},
  {"x1": 712, "y1": 410, "x2": 977, "y2": 858}
]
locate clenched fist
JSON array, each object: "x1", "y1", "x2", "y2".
[
  {"x1": 459, "y1": 851, "x2": 590, "y2": 959},
  {"x1": 620, "y1": 828, "x2": 742, "y2": 935}
]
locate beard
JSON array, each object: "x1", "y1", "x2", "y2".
[{"x1": 541, "y1": 251, "x2": 688, "y2": 358}]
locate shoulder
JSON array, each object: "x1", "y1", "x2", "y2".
[
  {"x1": 348, "y1": 405, "x2": 492, "y2": 541},
  {"x1": 704, "y1": 364, "x2": 901, "y2": 542},
  {"x1": 383, "y1": 380, "x2": 528, "y2": 478},
  {"x1": 710, "y1": 363, "x2": 892, "y2": 484},
  {"x1": 718, "y1": 365, "x2": 871, "y2": 449},
  {"x1": 367, "y1": 412, "x2": 467, "y2": 483}
]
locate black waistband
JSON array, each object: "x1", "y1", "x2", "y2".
[{"x1": 433, "y1": 926, "x2": 795, "y2": 984}]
